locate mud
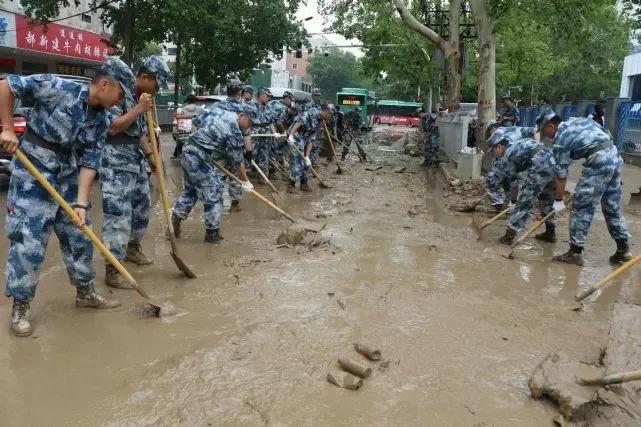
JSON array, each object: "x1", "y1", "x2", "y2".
[{"x1": 1, "y1": 128, "x2": 641, "y2": 425}]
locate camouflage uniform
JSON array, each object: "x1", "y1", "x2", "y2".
[
  {"x1": 4, "y1": 74, "x2": 110, "y2": 302},
  {"x1": 98, "y1": 55, "x2": 168, "y2": 262},
  {"x1": 341, "y1": 110, "x2": 365, "y2": 159},
  {"x1": 485, "y1": 126, "x2": 536, "y2": 205},
  {"x1": 494, "y1": 139, "x2": 556, "y2": 233},
  {"x1": 211, "y1": 97, "x2": 246, "y2": 202},
  {"x1": 251, "y1": 100, "x2": 274, "y2": 174},
  {"x1": 269, "y1": 99, "x2": 290, "y2": 169},
  {"x1": 290, "y1": 108, "x2": 322, "y2": 185},
  {"x1": 553, "y1": 118, "x2": 629, "y2": 248},
  {"x1": 172, "y1": 109, "x2": 245, "y2": 231},
  {"x1": 500, "y1": 106, "x2": 520, "y2": 126}
]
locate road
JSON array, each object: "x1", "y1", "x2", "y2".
[{"x1": 1, "y1": 129, "x2": 640, "y2": 425}]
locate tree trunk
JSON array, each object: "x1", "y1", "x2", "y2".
[
  {"x1": 122, "y1": 0, "x2": 136, "y2": 66},
  {"x1": 174, "y1": 33, "x2": 181, "y2": 106},
  {"x1": 445, "y1": 0, "x2": 461, "y2": 112},
  {"x1": 470, "y1": 0, "x2": 496, "y2": 123}
]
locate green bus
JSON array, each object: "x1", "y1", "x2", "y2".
[
  {"x1": 374, "y1": 100, "x2": 423, "y2": 127},
  {"x1": 336, "y1": 88, "x2": 376, "y2": 129}
]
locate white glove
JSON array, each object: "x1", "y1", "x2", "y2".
[
  {"x1": 508, "y1": 202, "x2": 516, "y2": 211},
  {"x1": 304, "y1": 156, "x2": 312, "y2": 167},
  {"x1": 552, "y1": 200, "x2": 565, "y2": 213},
  {"x1": 240, "y1": 180, "x2": 254, "y2": 194},
  {"x1": 287, "y1": 134, "x2": 295, "y2": 147}
]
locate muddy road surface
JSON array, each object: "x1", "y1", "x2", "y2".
[{"x1": 1, "y1": 130, "x2": 640, "y2": 426}]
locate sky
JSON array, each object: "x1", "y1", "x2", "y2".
[{"x1": 295, "y1": 0, "x2": 362, "y2": 56}]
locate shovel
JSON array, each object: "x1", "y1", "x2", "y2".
[
  {"x1": 146, "y1": 112, "x2": 196, "y2": 279},
  {"x1": 505, "y1": 209, "x2": 556, "y2": 259},
  {"x1": 576, "y1": 251, "x2": 641, "y2": 302},
  {"x1": 322, "y1": 123, "x2": 342, "y2": 174},
  {"x1": 212, "y1": 161, "x2": 326, "y2": 232},
  {"x1": 13, "y1": 149, "x2": 168, "y2": 316},
  {"x1": 250, "y1": 159, "x2": 284, "y2": 206},
  {"x1": 629, "y1": 188, "x2": 641, "y2": 212},
  {"x1": 289, "y1": 143, "x2": 332, "y2": 189},
  {"x1": 345, "y1": 128, "x2": 374, "y2": 163},
  {"x1": 472, "y1": 207, "x2": 510, "y2": 239},
  {"x1": 269, "y1": 158, "x2": 289, "y2": 180}
]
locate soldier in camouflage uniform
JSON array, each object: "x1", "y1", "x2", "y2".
[
  {"x1": 422, "y1": 114, "x2": 441, "y2": 167},
  {"x1": 484, "y1": 125, "x2": 537, "y2": 209},
  {"x1": 308, "y1": 89, "x2": 323, "y2": 165},
  {"x1": 286, "y1": 103, "x2": 333, "y2": 192},
  {"x1": 241, "y1": 85, "x2": 254, "y2": 103},
  {"x1": 171, "y1": 104, "x2": 257, "y2": 243},
  {"x1": 98, "y1": 55, "x2": 169, "y2": 289},
  {"x1": 541, "y1": 110, "x2": 632, "y2": 266},
  {"x1": 486, "y1": 134, "x2": 557, "y2": 245},
  {"x1": 268, "y1": 90, "x2": 294, "y2": 177},
  {"x1": 341, "y1": 107, "x2": 366, "y2": 161},
  {"x1": 499, "y1": 96, "x2": 520, "y2": 126},
  {"x1": 0, "y1": 58, "x2": 129, "y2": 336},
  {"x1": 251, "y1": 88, "x2": 279, "y2": 176}
]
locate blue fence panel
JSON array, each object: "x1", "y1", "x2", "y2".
[
  {"x1": 561, "y1": 105, "x2": 578, "y2": 121},
  {"x1": 527, "y1": 107, "x2": 541, "y2": 127},
  {"x1": 518, "y1": 107, "x2": 527, "y2": 126},
  {"x1": 617, "y1": 101, "x2": 641, "y2": 152}
]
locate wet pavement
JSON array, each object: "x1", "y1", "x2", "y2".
[{"x1": 1, "y1": 130, "x2": 641, "y2": 426}]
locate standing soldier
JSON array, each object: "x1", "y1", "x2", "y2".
[
  {"x1": 0, "y1": 59, "x2": 128, "y2": 336},
  {"x1": 252, "y1": 88, "x2": 280, "y2": 176},
  {"x1": 98, "y1": 56, "x2": 169, "y2": 289},
  {"x1": 422, "y1": 113, "x2": 441, "y2": 167},
  {"x1": 287, "y1": 103, "x2": 334, "y2": 192},
  {"x1": 542, "y1": 111, "x2": 632, "y2": 266},
  {"x1": 171, "y1": 105, "x2": 257, "y2": 243},
  {"x1": 308, "y1": 89, "x2": 323, "y2": 165},
  {"x1": 341, "y1": 107, "x2": 366, "y2": 161},
  {"x1": 486, "y1": 134, "x2": 557, "y2": 245},
  {"x1": 268, "y1": 90, "x2": 295, "y2": 177}
]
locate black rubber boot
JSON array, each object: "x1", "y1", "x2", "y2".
[
  {"x1": 609, "y1": 239, "x2": 632, "y2": 265},
  {"x1": 171, "y1": 213, "x2": 182, "y2": 238},
  {"x1": 534, "y1": 224, "x2": 557, "y2": 243},
  {"x1": 204, "y1": 228, "x2": 224, "y2": 243},
  {"x1": 287, "y1": 180, "x2": 297, "y2": 193},
  {"x1": 498, "y1": 227, "x2": 517, "y2": 245},
  {"x1": 553, "y1": 245, "x2": 585, "y2": 266},
  {"x1": 300, "y1": 181, "x2": 312, "y2": 192},
  {"x1": 10, "y1": 299, "x2": 32, "y2": 337}
]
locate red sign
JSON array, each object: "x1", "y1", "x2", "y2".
[{"x1": 15, "y1": 15, "x2": 113, "y2": 63}]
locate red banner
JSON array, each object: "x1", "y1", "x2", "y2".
[{"x1": 15, "y1": 15, "x2": 113, "y2": 63}]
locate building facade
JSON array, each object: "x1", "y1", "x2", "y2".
[{"x1": 0, "y1": 1, "x2": 112, "y2": 77}]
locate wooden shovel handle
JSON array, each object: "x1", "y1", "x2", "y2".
[
  {"x1": 581, "y1": 369, "x2": 641, "y2": 386},
  {"x1": 13, "y1": 149, "x2": 148, "y2": 299},
  {"x1": 511, "y1": 209, "x2": 556, "y2": 248},
  {"x1": 289, "y1": 142, "x2": 326, "y2": 184},
  {"x1": 577, "y1": 251, "x2": 641, "y2": 301},
  {"x1": 211, "y1": 160, "x2": 296, "y2": 223},
  {"x1": 250, "y1": 159, "x2": 279, "y2": 195},
  {"x1": 146, "y1": 111, "x2": 175, "y2": 233},
  {"x1": 480, "y1": 207, "x2": 510, "y2": 230},
  {"x1": 322, "y1": 123, "x2": 338, "y2": 159}
]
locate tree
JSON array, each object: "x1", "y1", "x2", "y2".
[{"x1": 308, "y1": 48, "x2": 371, "y2": 100}]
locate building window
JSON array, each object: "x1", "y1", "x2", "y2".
[
  {"x1": 292, "y1": 63, "x2": 298, "y2": 70},
  {"x1": 167, "y1": 47, "x2": 177, "y2": 56},
  {"x1": 81, "y1": 14, "x2": 92, "y2": 23}
]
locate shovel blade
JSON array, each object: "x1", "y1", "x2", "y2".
[
  {"x1": 628, "y1": 192, "x2": 641, "y2": 214},
  {"x1": 270, "y1": 191, "x2": 284, "y2": 206},
  {"x1": 171, "y1": 251, "x2": 197, "y2": 279},
  {"x1": 298, "y1": 219, "x2": 327, "y2": 233}
]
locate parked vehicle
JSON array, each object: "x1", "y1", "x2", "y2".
[
  {"x1": 171, "y1": 95, "x2": 226, "y2": 158},
  {"x1": 374, "y1": 100, "x2": 422, "y2": 127}
]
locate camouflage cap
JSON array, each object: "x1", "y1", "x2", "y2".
[
  {"x1": 536, "y1": 108, "x2": 560, "y2": 130},
  {"x1": 487, "y1": 130, "x2": 509, "y2": 149},
  {"x1": 240, "y1": 101, "x2": 259, "y2": 122},
  {"x1": 142, "y1": 55, "x2": 169, "y2": 90},
  {"x1": 100, "y1": 56, "x2": 135, "y2": 98},
  {"x1": 242, "y1": 85, "x2": 254, "y2": 94},
  {"x1": 282, "y1": 90, "x2": 294, "y2": 100},
  {"x1": 257, "y1": 87, "x2": 271, "y2": 96}
]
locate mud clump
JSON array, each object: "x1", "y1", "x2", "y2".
[
  {"x1": 529, "y1": 352, "x2": 603, "y2": 417},
  {"x1": 277, "y1": 224, "x2": 331, "y2": 249}
]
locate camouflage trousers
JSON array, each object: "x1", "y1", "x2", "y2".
[
  {"x1": 507, "y1": 150, "x2": 556, "y2": 233},
  {"x1": 4, "y1": 153, "x2": 95, "y2": 302},
  {"x1": 99, "y1": 165, "x2": 150, "y2": 260},
  {"x1": 341, "y1": 132, "x2": 367, "y2": 159},
  {"x1": 253, "y1": 137, "x2": 270, "y2": 174},
  {"x1": 485, "y1": 158, "x2": 513, "y2": 206},
  {"x1": 270, "y1": 138, "x2": 286, "y2": 168},
  {"x1": 172, "y1": 145, "x2": 225, "y2": 231},
  {"x1": 289, "y1": 135, "x2": 310, "y2": 183},
  {"x1": 569, "y1": 147, "x2": 629, "y2": 247},
  {"x1": 423, "y1": 134, "x2": 440, "y2": 165}
]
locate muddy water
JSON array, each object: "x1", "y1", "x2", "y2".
[{"x1": 0, "y1": 132, "x2": 640, "y2": 426}]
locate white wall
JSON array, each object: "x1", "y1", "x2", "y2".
[{"x1": 620, "y1": 51, "x2": 641, "y2": 98}]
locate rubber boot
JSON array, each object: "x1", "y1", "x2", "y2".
[
  {"x1": 498, "y1": 227, "x2": 517, "y2": 245},
  {"x1": 124, "y1": 242, "x2": 153, "y2": 265},
  {"x1": 230, "y1": 200, "x2": 242, "y2": 212},
  {"x1": 105, "y1": 264, "x2": 133, "y2": 290},
  {"x1": 300, "y1": 181, "x2": 312, "y2": 192},
  {"x1": 609, "y1": 239, "x2": 632, "y2": 265},
  {"x1": 287, "y1": 180, "x2": 297, "y2": 193},
  {"x1": 76, "y1": 285, "x2": 121, "y2": 309},
  {"x1": 204, "y1": 228, "x2": 224, "y2": 243},
  {"x1": 10, "y1": 299, "x2": 33, "y2": 337},
  {"x1": 171, "y1": 213, "x2": 182, "y2": 239},
  {"x1": 553, "y1": 245, "x2": 585, "y2": 266},
  {"x1": 534, "y1": 223, "x2": 557, "y2": 243}
]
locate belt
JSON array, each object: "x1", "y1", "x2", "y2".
[
  {"x1": 24, "y1": 128, "x2": 70, "y2": 154},
  {"x1": 106, "y1": 134, "x2": 139, "y2": 145},
  {"x1": 584, "y1": 141, "x2": 613, "y2": 158}
]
